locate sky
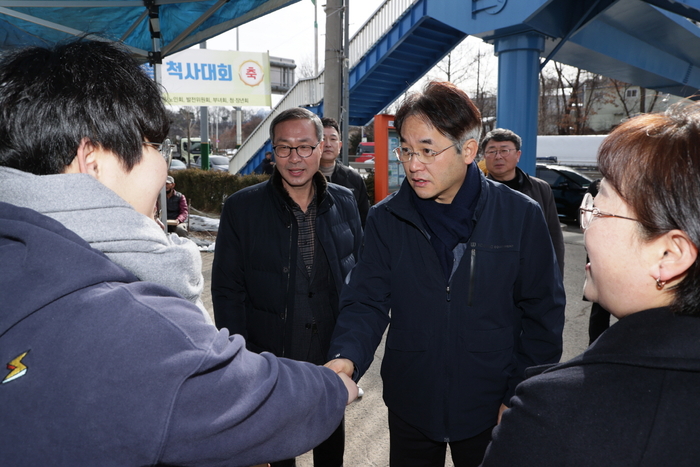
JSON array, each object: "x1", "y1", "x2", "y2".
[
  {"x1": 206, "y1": 0, "x2": 387, "y2": 75},
  {"x1": 197, "y1": 0, "x2": 498, "y2": 112}
]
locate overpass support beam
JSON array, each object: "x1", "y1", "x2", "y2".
[{"x1": 493, "y1": 31, "x2": 545, "y2": 176}]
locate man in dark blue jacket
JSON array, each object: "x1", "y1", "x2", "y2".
[
  {"x1": 212, "y1": 107, "x2": 363, "y2": 467},
  {"x1": 326, "y1": 82, "x2": 565, "y2": 467}
]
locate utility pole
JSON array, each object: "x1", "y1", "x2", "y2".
[
  {"x1": 314, "y1": 0, "x2": 319, "y2": 76},
  {"x1": 323, "y1": 0, "x2": 343, "y2": 122},
  {"x1": 341, "y1": 0, "x2": 349, "y2": 165}
]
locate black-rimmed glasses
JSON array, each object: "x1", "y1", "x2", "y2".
[
  {"x1": 579, "y1": 192, "x2": 638, "y2": 231},
  {"x1": 273, "y1": 143, "x2": 320, "y2": 158}
]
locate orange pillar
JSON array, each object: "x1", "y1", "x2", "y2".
[{"x1": 374, "y1": 114, "x2": 394, "y2": 203}]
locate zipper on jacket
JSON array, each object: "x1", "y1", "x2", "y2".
[
  {"x1": 281, "y1": 207, "x2": 294, "y2": 358},
  {"x1": 446, "y1": 285, "x2": 451, "y2": 302},
  {"x1": 468, "y1": 245, "x2": 476, "y2": 306}
]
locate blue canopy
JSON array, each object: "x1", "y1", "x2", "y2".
[{"x1": 0, "y1": 0, "x2": 300, "y2": 62}]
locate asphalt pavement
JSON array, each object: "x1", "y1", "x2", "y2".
[{"x1": 199, "y1": 223, "x2": 594, "y2": 467}]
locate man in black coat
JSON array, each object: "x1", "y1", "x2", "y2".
[
  {"x1": 319, "y1": 117, "x2": 370, "y2": 226},
  {"x1": 482, "y1": 128, "x2": 565, "y2": 275},
  {"x1": 212, "y1": 107, "x2": 362, "y2": 467}
]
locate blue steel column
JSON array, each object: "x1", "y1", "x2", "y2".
[{"x1": 494, "y1": 32, "x2": 545, "y2": 176}]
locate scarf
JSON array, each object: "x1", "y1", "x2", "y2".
[{"x1": 412, "y1": 161, "x2": 481, "y2": 280}]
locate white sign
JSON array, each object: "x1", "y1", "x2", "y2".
[{"x1": 160, "y1": 49, "x2": 271, "y2": 106}]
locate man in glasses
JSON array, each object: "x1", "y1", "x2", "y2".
[
  {"x1": 326, "y1": 81, "x2": 565, "y2": 467},
  {"x1": 0, "y1": 39, "x2": 358, "y2": 466},
  {"x1": 212, "y1": 107, "x2": 362, "y2": 467},
  {"x1": 481, "y1": 128, "x2": 565, "y2": 275}
]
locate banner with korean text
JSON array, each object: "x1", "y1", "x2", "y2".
[{"x1": 161, "y1": 49, "x2": 271, "y2": 107}]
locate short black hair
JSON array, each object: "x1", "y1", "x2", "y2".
[
  {"x1": 394, "y1": 81, "x2": 481, "y2": 154},
  {"x1": 269, "y1": 107, "x2": 323, "y2": 143},
  {"x1": 0, "y1": 38, "x2": 169, "y2": 175},
  {"x1": 322, "y1": 117, "x2": 340, "y2": 135}
]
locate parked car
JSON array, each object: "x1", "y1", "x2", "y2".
[
  {"x1": 355, "y1": 141, "x2": 375, "y2": 163},
  {"x1": 168, "y1": 159, "x2": 187, "y2": 171},
  {"x1": 191, "y1": 155, "x2": 230, "y2": 172},
  {"x1": 535, "y1": 163, "x2": 592, "y2": 222}
]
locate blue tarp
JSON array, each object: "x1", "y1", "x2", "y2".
[{"x1": 0, "y1": 0, "x2": 300, "y2": 61}]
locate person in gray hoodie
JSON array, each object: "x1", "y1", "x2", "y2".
[
  {"x1": 0, "y1": 38, "x2": 358, "y2": 465},
  {"x1": 0, "y1": 38, "x2": 210, "y2": 321}
]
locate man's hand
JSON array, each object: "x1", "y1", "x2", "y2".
[
  {"x1": 497, "y1": 403, "x2": 508, "y2": 424},
  {"x1": 325, "y1": 358, "x2": 354, "y2": 378},
  {"x1": 337, "y1": 372, "x2": 359, "y2": 405}
]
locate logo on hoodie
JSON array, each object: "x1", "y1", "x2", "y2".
[{"x1": 3, "y1": 351, "x2": 29, "y2": 384}]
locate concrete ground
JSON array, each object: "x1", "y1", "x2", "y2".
[{"x1": 199, "y1": 223, "x2": 594, "y2": 467}]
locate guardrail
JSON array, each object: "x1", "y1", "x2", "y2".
[
  {"x1": 349, "y1": 0, "x2": 418, "y2": 66},
  {"x1": 231, "y1": 0, "x2": 419, "y2": 173},
  {"x1": 229, "y1": 74, "x2": 324, "y2": 174}
]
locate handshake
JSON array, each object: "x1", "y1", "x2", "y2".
[{"x1": 324, "y1": 358, "x2": 359, "y2": 405}]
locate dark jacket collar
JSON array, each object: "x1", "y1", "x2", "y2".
[
  {"x1": 487, "y1": 166, "x2": 533, "y2": 192},
  {"x1": 383, "y1": 165, "x2": 492, "y2": 236},
  {"x1": 545, "y1": 307, "x2": 700, "y2": 373},
  {"x1": 268, "y1": 167, "x2": 331, "y2": 214}
]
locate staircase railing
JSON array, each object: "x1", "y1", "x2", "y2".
[{"x1": 231, "y1": 0, "x2": 419, "y2": 173}]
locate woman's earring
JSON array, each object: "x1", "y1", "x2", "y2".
[{"x1": 656, "y1": 277, "x2": 667, "y2": 290}]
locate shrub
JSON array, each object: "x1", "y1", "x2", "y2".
[{"x1": 170, "y1": 169, "x2": 268, "y2": 214}]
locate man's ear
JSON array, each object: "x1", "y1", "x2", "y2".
[
  {"x1": 651, "y1": 229, "x2": 699, "y2": 284},
  {"x1": 63, "y1": 138, "x2": 99, "y2": 175},
  {"x1": 462, "y1": 138, "x2": 479, "y2": 165}
]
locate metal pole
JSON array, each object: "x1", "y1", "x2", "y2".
[
  {"x1": 236, "y1": 107, "x2": 242, "y2": 147},
  {"x1": 314, "y1": 0, "x2": 318, "y2": 76},
  {"x1": 341, "y1": 0, "x2": 349, "y2": 165},
  {"x1": 199, "y1": 41, "x2": 210, "y2": 170}
]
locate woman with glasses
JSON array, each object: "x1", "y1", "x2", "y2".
[{"x1": 481, "y1": 103, "x2": 700, "y2": 466}]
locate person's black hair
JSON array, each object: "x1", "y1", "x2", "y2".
[
  {"x1": 269, "y1": 107, "x2": 323, "y2": 143},
  {"x1": 322, "y1": 117, "x2": 340, "y2": 135},
  {"x1": 0, "y1": 38, "x2": 169, "y2": 175},
  {"x1": 480, "y1": 128, "x2": 522, "y2": 152},
  {"x1": 394, "y1": 81, "x2": 481, "y2": 154}
]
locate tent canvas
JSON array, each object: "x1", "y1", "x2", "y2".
[{"x1": 0, "y1": 0, "x2": 300, "y2": 62}]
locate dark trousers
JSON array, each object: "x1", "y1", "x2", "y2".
[
  {"x1": 271, "y1": 418, "x2": 344, "y2": 467},
  {"x1": 388, "y1": 410, "x2": 493, "y2": 467}
]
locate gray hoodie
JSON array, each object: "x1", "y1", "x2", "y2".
[{"x1": 0, "y1": 166, "x2": 211, "y2": 323}]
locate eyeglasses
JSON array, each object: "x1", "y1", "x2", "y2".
[
  {"x1": 273, "y1": 143, "x2": 319, "y2": 158},
  {"x1": 484, "y1": 148, "x2": 517, "y2": 157},
  {"x1": 394, "y1": 143, "x2": 456, "y2": 164},
  {"x1": 144, "y1": 139, "x2": 173, "y2": 166},
  {"x1": 579, "y1": 192, "x2": 638, "y2": 231}
]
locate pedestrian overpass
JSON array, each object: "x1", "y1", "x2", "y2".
[{"x1": 233, "y1": 0, "x2": 700, "y2": 175}]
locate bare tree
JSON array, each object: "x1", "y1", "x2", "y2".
[
  {"x1": 296, "y1": 57, "x2": 317, "y2": 80},
  {"x1": 610, "y1": 79, "x2": 661, "y2": 117},
  {"x1": 538, "y1": 61, "x2": 615, "y2": 135}
]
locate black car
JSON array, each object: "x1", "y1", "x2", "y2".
[{"x1": 535, "y1": 164, "x2": 593, "y2": 222}]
